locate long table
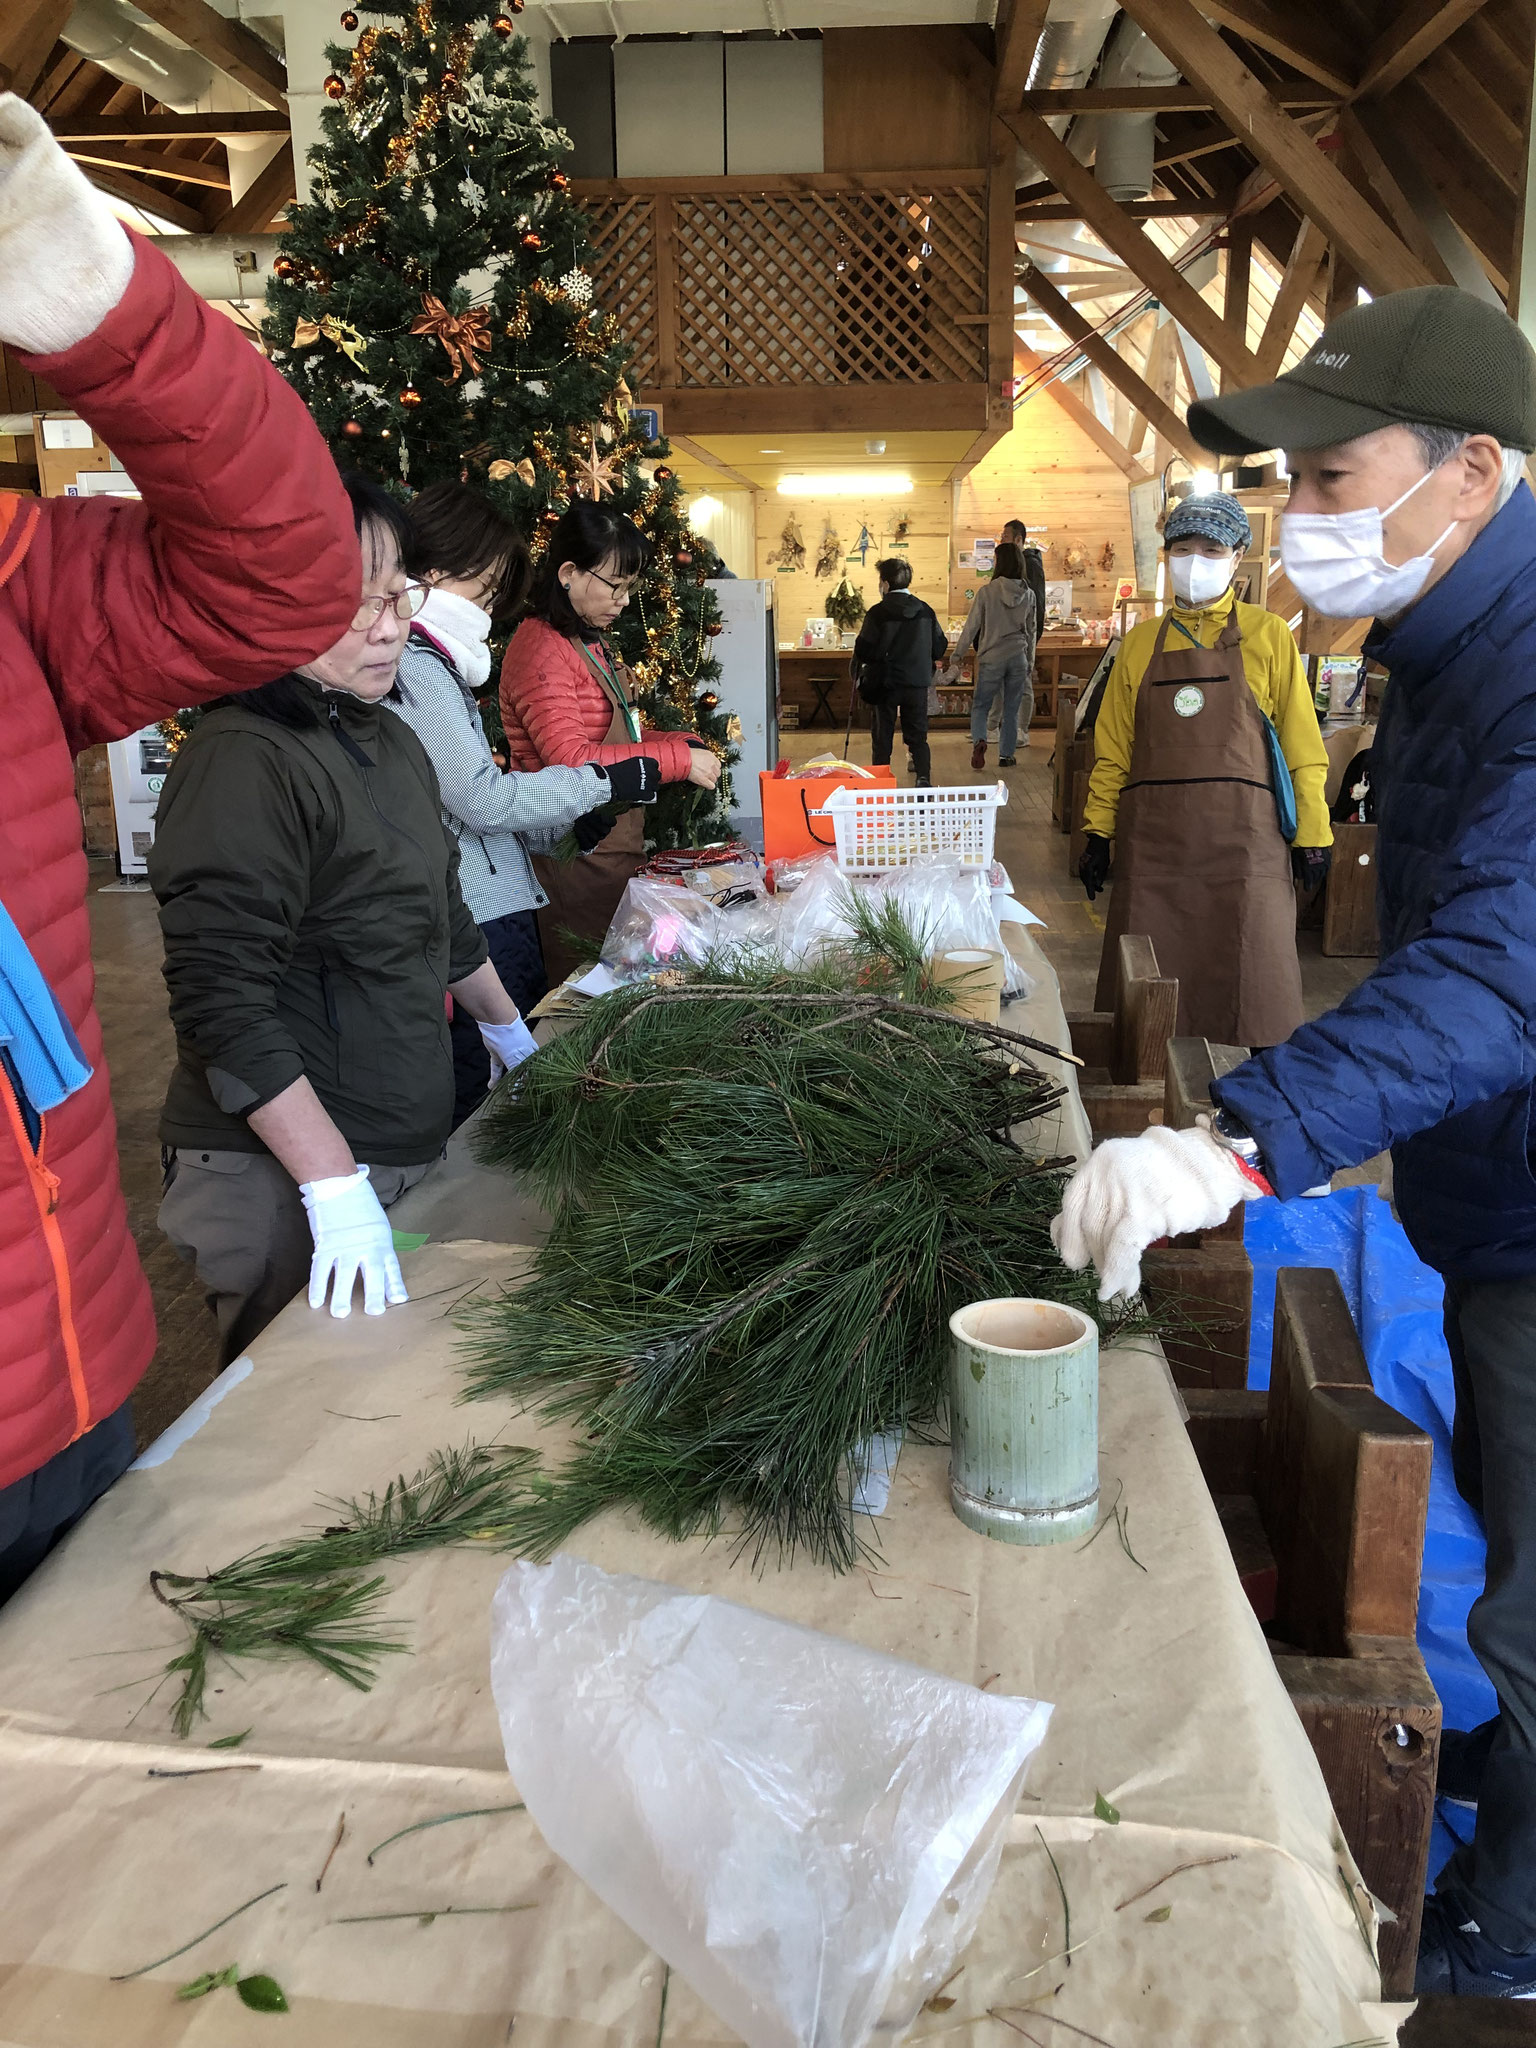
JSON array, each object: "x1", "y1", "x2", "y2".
[{"x1": 0, "y1": 935, "x2": 1408, "y2": 2046}]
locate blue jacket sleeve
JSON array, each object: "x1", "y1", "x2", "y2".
[{"x1": 1212, "y1": 727, "x2": 1536, "y2": 1197}]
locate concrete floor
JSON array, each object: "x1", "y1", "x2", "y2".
[{"x1": 88, "y1": 728, "x2": 1373, "y2": 1445}]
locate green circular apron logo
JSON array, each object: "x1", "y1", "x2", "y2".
[{"x1": 1172, "y1": 684, "x2": 1205, "y2": 718}]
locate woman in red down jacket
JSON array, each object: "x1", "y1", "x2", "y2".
[
  {"x1": 500, "y1": 501, "x2": 721, "y2": 983},
  {"x1": 0, "y1": 98, "x2": 359, "y2": 1604}
]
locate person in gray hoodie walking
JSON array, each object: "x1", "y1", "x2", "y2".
[
  {"x1": 390, "y1": 484, "x2": 658, "y2": 1124},
  {"x1": 946, "y1": 540, "x2": 1038, "y2": 772}
]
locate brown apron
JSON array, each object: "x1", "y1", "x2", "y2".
[
  {"x1": 531, "y1": 643, "x2": 647, "y2": 988},
  {"x1": 1094, "y1": 606, "x2": 1303, "y2": 1047}
]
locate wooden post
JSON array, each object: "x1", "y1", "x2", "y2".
[
  {"x1": 1221, "y1": 220, "x2": 1253, "y2": 393},
  {"x1": 652, "y1": 194, "x2": 679, "y2": 387},
  {"x1": 1322, "y1": 821, "x2": 1379, "y2": 957},
  {"x1": 1111, "y1": 933, "x2": 1179, "y2": 1085}
]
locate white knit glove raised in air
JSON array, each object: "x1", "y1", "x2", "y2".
[
  {"x1": 1051, "y1": 1124, "x2": 1264, "y2": 1303},
  {"x1": 0, "y1": 94, "x2": 134, "y2": 353},
  {"x1": 480, "y1": 1016, "x2": 539, "y2": 1083},
  {"x1": 300, "y1": 1166, "x2": 409, "y2": 1320}
]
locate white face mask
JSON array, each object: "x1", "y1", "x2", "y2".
[
  {"x1": 416, "y1": 585, "x2": 493, "y2": 686},
  {"x1": 1279, "y1": 463, "x2": 1457, "y2": 619},
  {"x1": 1168, "y1": 551, "x2": 1236, "y2": 608}
]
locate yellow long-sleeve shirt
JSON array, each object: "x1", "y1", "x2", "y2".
[{"x1": 1082, "y1": 593, "x2": 1332, "y2": 848}]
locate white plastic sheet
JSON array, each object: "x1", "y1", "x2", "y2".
[{"x1": 490, "y1": 1556, "x2": 1052, "y2": 2048}]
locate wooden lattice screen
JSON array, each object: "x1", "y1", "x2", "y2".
[{"x1": 577, "y1": 175, "x2": 989, "y2": 389}]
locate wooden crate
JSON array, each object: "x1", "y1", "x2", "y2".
[
  {"x1": 1184, "y1": 1268, "x2": 1438, "y2": 1999},
  {"x1": 1069, "y1": 933, "x2": 1177, "y2": 1140},
  {"x1": 1322, "y1": 820, "x2": 1379, "y2": 958}
]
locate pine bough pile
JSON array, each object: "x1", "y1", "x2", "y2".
[{"x1": 462, "y1": 940, "x2": 1124, "y2": 1570}]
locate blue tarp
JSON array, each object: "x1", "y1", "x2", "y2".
[{"x1": 1243, "y1": 1187, "x2": 1493, "y2": 1881}]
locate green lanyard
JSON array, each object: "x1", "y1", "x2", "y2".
[{"x1": 576, "y1": 639, "x2": 642, "y2": 743}]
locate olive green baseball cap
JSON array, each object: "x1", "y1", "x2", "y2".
[{"x1": 1188, "y1": 285, "x2": 1536, "y2": 457}]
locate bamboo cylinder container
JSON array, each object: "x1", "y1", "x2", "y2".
[
  {"x1": 947, "y1": 1298, "x2": 1099, "y2": 1546},
  {"x1": 928, "y1": 948, "x2": 1005, "y2": 1024}
]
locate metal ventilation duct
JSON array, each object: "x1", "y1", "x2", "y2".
[
  {"x1": 61, "y1": 0, "x2": 214, "y2": 115},
  {"x1": 1012, "y1": 0, "x2": 1118, "y2": 188},
  {"x1": 1085, "y1": 17, "x2": 1182, "y2": 202}
]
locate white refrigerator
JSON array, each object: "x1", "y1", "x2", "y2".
[{"x1": 705, "y1": 577, "x2": 778, "y2": 850}]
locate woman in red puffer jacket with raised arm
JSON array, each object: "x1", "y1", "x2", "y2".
[{"x1": 500, "y1": 501, "x2": 720, "y2": 984}]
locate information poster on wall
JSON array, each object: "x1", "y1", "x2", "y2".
[
  {"x1": 1128, "y1": 478, "x2": 1162, "y2": 597},
  {"x1": 1045, "y1": 579, "x2": 1073, "y2": 625}
]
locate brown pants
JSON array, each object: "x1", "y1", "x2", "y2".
[{"x1": 159, "y1": 1148, "x2": 432, "y2": 1366}]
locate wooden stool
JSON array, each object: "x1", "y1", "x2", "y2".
[{"x1": 805, "y1": 670, "x2": 841, "y2": 727}]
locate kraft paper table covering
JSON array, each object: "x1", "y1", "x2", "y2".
[{"x1": 0, "y1": 1240, "x2": 1404, "y2": 2046}]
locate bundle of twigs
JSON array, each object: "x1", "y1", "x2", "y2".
[
  {"x1": 148, "y1": 1443, "x2": 537, "y2": 1736},
  {"x1": 461, "y1": 925, "x2": 1124, "y2": 1570}
]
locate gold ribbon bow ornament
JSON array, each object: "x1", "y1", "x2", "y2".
[
  {"x1": 291, "y1": 314, "x2": 370, "y2": 367},
  {"x1": 410, "y1": 295, "x2": 492, "y2": 381}
]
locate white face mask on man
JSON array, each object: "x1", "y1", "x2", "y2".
[
  {"x1": 1168, "y1": 550, "x2": 1236, "y2": 608},
  {"x1": 1279, "y1": 463, "x2": 1456, "y2": 619}
]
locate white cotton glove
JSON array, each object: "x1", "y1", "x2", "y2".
[
  {"x1": 1051, "y1": 1124, "x2": 1265, "y2": 1303},
  {"x1": 480, "y1": 1016, "x2": 539, "y2": 1084},
  {"x1": 300, "y1": 1165, "x2": 409, "y2": 1320},
  {"x1": 0, "y1": 94, "x2": 135, "y2": 354}
]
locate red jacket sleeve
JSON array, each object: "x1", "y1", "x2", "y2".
[
  {"x1": 11, "y1": 233, "x2": 359, "y2": 753},
  {"x1": 500, "y1": 623, "x2": 694, "y2": 781}
]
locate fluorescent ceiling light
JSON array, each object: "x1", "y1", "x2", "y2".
[
  {"x1": 777, "y1": 472, "x2": 913, "y2": 497},
  {"x1": 759, "y1": 446, "x2": 782, "y2": 453},
  {"x1": 1188, "y1": 470, "x2": 1219, "y2": 496}
]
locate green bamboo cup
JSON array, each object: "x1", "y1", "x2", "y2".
[{"x1": 947, "y1": 1298, "x2": 1099, "y2": 1546}]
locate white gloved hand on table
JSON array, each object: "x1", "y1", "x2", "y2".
[
  {"x1": 0, "y1": 95, "x2": 134, "y2": 354},
  {"x1": 1051, "y1": 1123, "x2": 1265, "y2": 1303},
  {"x1": 480, "y1": 1016, "x2": 539, "y2": 1084},
  {"x1": 300, "y1": 1165, "x2": 409, "y2": 1319}
]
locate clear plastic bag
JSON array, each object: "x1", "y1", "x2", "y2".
[
  {"x1": 601, "y1": 876, "x2": 777, "y2": 982},
  {"x1": 882, "y1": 858, "x2": 1033, "y2": 1000},
  {"x1": 490, "y1": 1556, "x2": 1052, "y2": 2048}
]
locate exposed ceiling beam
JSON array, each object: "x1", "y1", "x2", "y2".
[
  {"x1": 66, "y1": 143, "x2": 231, "y2": 190},
  {"x1": 48, "y1": 111, "x2": 290, "y2": 141},
  {"x1": 1021, "y1": 84, "x2": 1337, "y2": 113},
  {"x1": 993, "y1": 0, "x2": 1048, "y2": 114},
  {"x1": 1197, "y1": 0, "x2": 1357, "y2": 97},
  {"x1": 1020, "y1": 264, "x2": 1207, "y2": 465},
  {"x1": 0, "y1": 0, "x2": 73, "y2": 99},
  {"x1": 129, "y1": 0, "x2": 287, "y2": 111},
  {"x1": 1015, "y1": 339, "x2": 1153, "y2": 482},
  {"x1": 1252, "y1": 216, "x2": 1328, "y2": 379},
  {"x1": 1017, "y1": 200, "x2": 1222, "y2": 219},
  {"x1": 1004, "y1": 106, "x2": 1260, "y2": 386},
  {"x1": 1116, "y1": 0, "x2": 1434, "y2": 296},
  {"x1": 206, "y1": 139, "x2": 295, "y2": 234},
  {"x1": 1354, "y1": 0, "x2": 1493, "y2": 100},
  {"x1": 1414, "y1": 44, "x2": 1522, "y2": 198},
  {"x1": 666, "y1": 433, "x2": 760, "y2": 495},
  {"x1": 1343, "y1": 101, "x2": 1504, "y2": 302},
  {"x1": 82, "y1": 163, "x2": 206, "y2": 234}
]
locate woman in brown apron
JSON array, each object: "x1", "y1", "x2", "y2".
[
  {"x1": 499, "y1": 503, "x2": 721, "y2": 986},
  {"x1": 1077, "y1": 493, "x2": 1329, "y2": 1048}
]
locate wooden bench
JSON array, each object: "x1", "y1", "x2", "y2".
[
  {"x1": 1183, "y1": 1268, "x2": 1438, "y2": 1998},
  {"x1": 1069, "y1": 933, "x2": 1178, "y2": 1139}
]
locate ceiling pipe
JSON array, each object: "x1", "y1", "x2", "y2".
[
  {"x1": 61, "y1": 0, "x2": 214, "y2": 114},
  {"x1": 1084, "y1": 17, "x2": 1182, "y2": 203},
  {"x1": 156, "y1": 233, "x2": 280, "y2": 304},
  {"x1": 1011, "y1": 0, "x2": 1118, "y2": 189}
]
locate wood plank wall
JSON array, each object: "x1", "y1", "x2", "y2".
[
  {"x1": 952, "y1": 393, "x2": 1137, "y2": 623},
  {"x1": 757, "y1": 483, "x2": 953, "y2": 644},
  {"x1": 821, "y1": 27, "x2": 990, "y2": 173}
]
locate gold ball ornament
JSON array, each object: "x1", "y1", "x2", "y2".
[
  {"x1": 654, "y1": 465, "x2": 673, "y2": 482},
  {"x1": 323, "y1": 72, "x2": 348, "y2": 99},
  {"x1": 492, "y1": 11, "x2": 515, "y2": 33},
  {"x1": 399, "y1": 383, "x2": 422, "y2": 408},
  {"x1": 339, "y1": 7, "x2": 359, "y2": 26},
  {"x1": 549, "y1": 169, "x2": 570, "y2": 192},
  {"x1": 520, "y1": 229, "x2": 543, "y2": 251},
  {"x1": 705, "y1": 621, "x2": 723, "y2": 636},
  {"x1": 272, "y1": 254, "x2": 296, "y2": 279},
  {"x1": 699, "y1": 691, "x2": 719, "y2": 710}
]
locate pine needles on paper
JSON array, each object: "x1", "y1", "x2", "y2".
[
  {"x1": 459, "y1": 935, "x2": 1131, "y2": 1572},
  {"x1": 148, "y1": 1443, "x2": 537, "y2": 1737}
]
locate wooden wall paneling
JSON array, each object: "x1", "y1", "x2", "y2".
[
  {"x1": 758, "y1": 484, "x2": 952, "y2": 646},
  {"x1": 822, "y1": 28, "x2": 990, "y2": 173},
  {"x1": 952, "y1": 387, "x2": 1136, "y2": 620},
  {"x1": 1013, "y1": 344, "x2": 1152, "y2": 482}
]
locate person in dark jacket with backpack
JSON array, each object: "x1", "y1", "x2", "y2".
[
  {"x1": 1048, "y1": 287, "x2": 1536, "y2": 2000},
  {"x1": 851, "y1": 557, "x2": 949, "y2": 787},
  {"x1": 1002, "y1": 519, "x2": 1049, "y2": 643},
  {"x1": 151, "y1": 477, "x2": 535, "y2": 1363}
]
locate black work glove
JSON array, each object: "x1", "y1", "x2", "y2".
[
  {"x1": 571, "y1": 809, "x2": 617, "y2": 853},
  {"x1": 594, "y1": 755, "x2": 660, "y2": 804},
  {"x1": 1077, "y1": 833, "x2": 1112, "y2": 901},
  {"x1": 1291, "y1": 845, "x2": 1333, "y2": 892}
]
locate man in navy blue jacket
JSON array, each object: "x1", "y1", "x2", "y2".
[{"x1": 1052, "y1": 287, "x2": 1536, "y2": 1998}]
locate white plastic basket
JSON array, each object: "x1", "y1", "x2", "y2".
[{"x1": 811, "y1": 781, "x2": 1007, "y2": 873}]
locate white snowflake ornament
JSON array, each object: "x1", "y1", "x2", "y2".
[{"x1": 560, "y1": 267, "x2": 593, "y2": 306}]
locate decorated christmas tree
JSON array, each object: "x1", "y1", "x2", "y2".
[{"x1": 261, "y1": 0, "x2": 735, "y2": 848}]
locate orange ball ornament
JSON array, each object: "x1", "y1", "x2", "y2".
[
  {"x1": 400, "y1": 384, "x2": 423, "y2": 408},
  {"x1": 323, "y1": 72, "x2": 347, "y2": 99},
  {"x1": 339, "y1": 8, "x2": 359, "y2": 27},
  {"x1": 520, "y1": 229, "x2": 543, "y2": 251},
  {"x1": 491, "y1": 11, "x2": 515, "y2": 33}
]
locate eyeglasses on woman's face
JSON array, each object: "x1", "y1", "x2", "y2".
[
  {"x1": 584, "y1": 567, "x2": 634, "y2": 601},
  {"x1": 351, "y1": 583, "x2": 428, "y2": 632}
]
